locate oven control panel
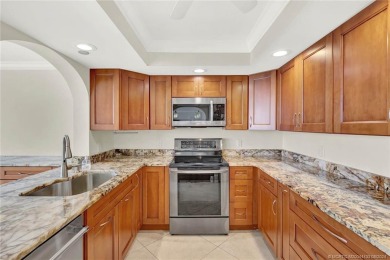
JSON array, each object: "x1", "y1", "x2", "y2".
[{"x1": 175, "y1": 138, "x2": 222, "y2": 151}]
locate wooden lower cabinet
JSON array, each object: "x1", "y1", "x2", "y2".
[
  {"x1": 85, "y1": 171, "x2": 141, "y2": 260},
  {"x1": 260, "y1": 183, "x2": 278, "y2": 254},
  {"x1": 278, "y1": 183, "x2": 290, "y2": 260},
  {"x1": 0, "y1": 166, "x2": 55, "y2": 184},
  {"x1": 142, "y1": 167, "x2": 169, "y2": 227}
]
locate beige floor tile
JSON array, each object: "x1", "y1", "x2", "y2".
[
  {"x1": 200, "y1": 233, "x2": 235, "y2": 246},
  {"x1": 219, "y1": 232, "x2": 276, "y2": 260},
  {"x1": 202, "y1": 248, "x2": 238, "y2": 260},
  {"x1": 128, "y1": 239, "x2": 144, "y2": 251},
  {"x1": 136, "y1": 231, "x2": 166, "y2": 246},
  {"x1": 125, "y1": 246, "x2": 157, "y2": 260},
  {"x1": 146, "y1": 235, "x2": 217, "y2": 260}
]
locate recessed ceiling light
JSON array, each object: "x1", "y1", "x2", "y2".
[
  {"x1": 194, "y1": 68, "x2": 206, "y2": 73},
  {"x1": 76, "y1": 43, "x2": 97, "y2": 51},
  {"x1": 272, "y1": 50, "x2": 288, "y2": 57}
]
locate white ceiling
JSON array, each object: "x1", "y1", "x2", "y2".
[{"x1": 0, "y1": 0, "x2": 374, "y2": 75}]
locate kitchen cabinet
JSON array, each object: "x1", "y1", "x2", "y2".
[
  {"x1": 90, "y1": 69, "x2": 120, "y2": 130},
  {"x1": 333, "y1": 0, "x2": 390, "y2": 135},
  {"x1": 296, "y1": 35, "x2": 333, "y2": 133},
  {"x1": 150, "y1": 76, "x2": 172, "y2": 130},
  {"x1": 277, "y1": 60, "x2": 298, "y2": 131},
  {"x1": 278, "y1": 35, "x2": 333, "y2": 133},
  {"x1": 260, "y1": 182, "x2": 278, "y2": 255},
  {"x1": 172, "y1": 76, "x2": 226, "y2": 97},
  {"x1": 85, "y1": 171, "x2": 141, "y2": 260},
  {"x1": 248, "y1": 71, "x2": 276, "y2": 130},
  {"x1": 289, "y1": 191, "x2": 385, "y2": 259},
  {"x1": 226, "y1": 76, "x2": 249, "y2": 130},
  {"x1": 120, "y1": 70, "x2": 150, "y2": 130},
  {"x1": 229, "y1": 167, "x2": 253, "y2": 227},
  {"x1": 142, "y1": 166, "x2": 169, "y2": 227},
  {"x1": 278, "y1": 183, "x2": 290, "y2": 260},
  {"x1": 0, "y1": 166, "x2": 55, "y2": 184}
]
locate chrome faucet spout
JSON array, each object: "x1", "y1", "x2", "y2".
[{"x1": 61, "y1": 135, "x2": 72, "y2": 178}]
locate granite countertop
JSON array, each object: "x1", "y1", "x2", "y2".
[
  {"x1": 0, "y1": 156, "x2": 62, "y2": 167},
  {"x1": 0, "y1": 154, "x2": 389, "y2": 260}
]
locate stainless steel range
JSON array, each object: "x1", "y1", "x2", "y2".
[{"x1": 169, "y1": 138, "x2": 229, "y2": 235}]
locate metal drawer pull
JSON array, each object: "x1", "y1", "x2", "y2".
[
  {"x1": 311, "y1": 248, "x2": 320, "y2": 260},
  {"x1": 236, "y1": 189, "x2": 246, "y2": 192},
  {"x1": 272, "y1": 200, "x2": 277, "y2": 215},
  {"x1": 236, "y1": 212, "x2": 245, "y2": 216},
  {"x1": 283, "y1": 190, "x2": 288, "y2": 193},
  {"x1": 124, "y1": 198, "x2": 130, "y2": 202},
  {"x1": 236, "y1": 172, "x2": 246, "y2": 174},
  {"x1": 100, "y1": 219, "x2": 111, "y2": 227},
  {"x1": 312, "y1": 215, "x2": 348, "y2": 244}
]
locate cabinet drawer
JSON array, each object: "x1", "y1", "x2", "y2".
[
  {"x1": 290, "y1": 212, "x2": 341, "y2": 260},
  {"x1": 230, "y1": 167, "x2": 253, "y2": 180},
  {"x1": 0, "y1": 166, "x2": 53, "y2": 180},
  {"x1": 229, "y1": 201, "x2": 253, "y2": 226},
  {"x1": 289, "y1": 191, "x2": 385, "y2": 257},
  {"x1": 259, "y1": 170, "x2": 278, "y2": 195},
  {"x1": 230, "y1": 180, "x2": 253, "y2": 202}
]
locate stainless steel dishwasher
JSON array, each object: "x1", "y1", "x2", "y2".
[{"x1": 24, "y1": 215, "x2": 88, "y2": 260}]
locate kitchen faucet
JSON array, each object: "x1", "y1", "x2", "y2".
[{"x1": 61, "y1": 135, "x2": 72, "y2": 178}]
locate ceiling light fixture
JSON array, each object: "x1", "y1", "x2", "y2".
[
  {"x1": 76, "y1": 43, "x2": 97, "y2": 51},
  {"x1": 194, "y1": 68, "x2": 206, "y2": 73},
  {"x1": 272, "y1": 50, "x2": 288, "y2": 57}
]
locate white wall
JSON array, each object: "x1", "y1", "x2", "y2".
[
  {"x1": 282, "y1": 132, "x2": 390, "y2": 178},
  {"x1": 90, "y1": 131, "x2": 115, "y2": 155},
  {"x1": 114, "y1": 129, "x2": 283, "y2": 150},
  {"x1": 0, "y1": 69, "x2": 73, "y2": 155}
]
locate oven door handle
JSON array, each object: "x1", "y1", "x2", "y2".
[{"x1": 170, "y1": 168, "x2": 228, "y2": 174}]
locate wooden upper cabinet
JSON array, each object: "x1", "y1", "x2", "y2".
[
  {"x1": 248, "y1": 71, "x2": 276, "y2": 130},
  {"x1": 333, "y1": 0, "x2": 390, "y2": 135},
  {"x1": 278, "y1": 60, "x2": 298, "y2": 131},
  {"x1": 226, "y1": 76, "x2": 248, "y2": 130},
  {"x1": 172, "y1": 76, "x2": 198, "y2": 97},
  {"x1": 90, "y1": 69, "x2": 120, "y2": 130},
  {"x1": 172, "y1": 76, "x2": 226, "y2": 97},
  {"x1": 150, "y1": 76, "x2": 172, "y2": 130},
  {"x1": 120, "y1": 70, "x2": 150, "y2": 130},
  {"x1": 297, "y1": 35, "x2": 333, "y2": 133},
  {"x1": 199, "y1": 76, "x2": 226, "y2": 97}
]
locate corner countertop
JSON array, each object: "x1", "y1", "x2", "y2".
[
  {"x1": 0, "y1": 156, "x2": 62, "y2": 167},
  {"x1": 0, "y1": 155, "x2": 389, "y2": 260}
]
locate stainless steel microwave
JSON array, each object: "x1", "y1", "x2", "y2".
[{"x1": 172, "y1": 98, "x2": 226, "y2": 127}]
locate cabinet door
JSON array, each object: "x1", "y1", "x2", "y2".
[
  {"x1": 278, "y1": 183, "x2": 290, "y2": 260},
  {"x1": 333, "y1": 1, "x2": 390, "y2": 135},
  {"x1": 90, "y1": 69, "x2": 120, "y2": 130},
  {"x1": 199, "y1": 76, "x2": 226, "y2": 97},
  {"x1": 278, "y1": 60, "x2": 299, "y2": 131},
  {"x1": 87, "y1": 208, "x2": 118, "y2": 260},
  {"x1": 260, "y1": 184, "x2": 278, "y2": 254},
  {"x1": 118, "y1": 191, "x2": 135, "y2": 259},
  {"x1": 120, "y1": 71, "x2": 150, "y2": 130},
  {"x1": 142, "y1": 167, "x2": 166, "y2": 225},
  {"x1": 248, "y1": 71, "x2": 276, "y2": 130},
  {"x1": 297, "y1": 35, "x2": 333, "y2": 133},
  {"x1": 172, "y1": 76, "x2": 199, "y2": 97},
  {"x1": 226, "y1": 76, "x2": 248, "y2": 130},
  {"x1": 150, "y1": 76, "x2": 172, "y2": 130}
]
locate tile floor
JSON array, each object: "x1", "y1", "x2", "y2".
[{"x1": 125, "y1": 230, "x2": 276, "y2": 260}]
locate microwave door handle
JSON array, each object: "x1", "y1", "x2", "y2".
[{"x1": 210, "y1": 100, "x2": 213, "y2": 122}]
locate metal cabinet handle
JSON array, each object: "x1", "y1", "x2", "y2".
[
  {"x1": 298, "y1": 113, "x2": 302, "y2": 127},
  {"x1": 250, "y1": 116, "x2": 253, "y2": 128},
  {"x1": 272, "y1": 200, "x2": 277, "y2": 215},
  {"x1": 236, "y1": 212, "x2": 245, "y2": 216},
  {"x1": 236, "y1": 189, "x2": 246, "y2": 192},
  {"x1": 100, "y1": 219, "x2": 111, "y2": 227},
  {"x1": 312, "y1": 215, "x2": 348, "y2": 243},
  {"x1": 124, "y1": 198, "x2": 130, "y2": 202},
  {"x1": 311, "y1": 248, "x2": 320, "y2": 260},
  {"x1": 283, "y1": 189, "x2": 288, "y2": 193},
  {"x1": 293, "y1": 113, "x2": 297, "y2": 127}
]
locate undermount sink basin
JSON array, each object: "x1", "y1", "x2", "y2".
[{"x1": 23, "y1": 171, "x2": 116, "y2": 196}]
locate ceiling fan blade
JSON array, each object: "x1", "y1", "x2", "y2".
[
  {"x1": 232, "y1": 0, "x2": 257, "y2": 13},
  {"x1": 170, "y1": 0, "x2": 194, "y2": 20}
]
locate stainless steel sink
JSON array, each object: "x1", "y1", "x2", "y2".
[{"x1": 23, "y1": 171, "x2": 116, "y2": 196}]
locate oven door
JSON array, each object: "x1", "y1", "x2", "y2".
[{"x1": 170, "y1": 167, "x2": 229, "y2": 217}]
